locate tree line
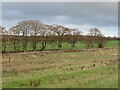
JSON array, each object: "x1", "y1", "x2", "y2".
[{"x1": 1, "y1": 20, "x2": 109, "y2": 53}]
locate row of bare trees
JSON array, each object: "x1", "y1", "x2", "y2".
[{"x1": 1, "y1": 20, "x2": 108, "y2": 53}]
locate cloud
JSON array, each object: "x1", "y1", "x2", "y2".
[
  {"x1": 2, "y1": 2, "x2": 118, "y2": 36},
  {"x1": 65, "y1": 24, "x2": 118, "y2": 37}
]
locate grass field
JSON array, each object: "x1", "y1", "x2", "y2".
[
  {"x1": 2, "y1": 40, "x2": 119, "y2": 52},
  {"x1": 2, "y1": 47, "x2": 118, "y2": 88}
]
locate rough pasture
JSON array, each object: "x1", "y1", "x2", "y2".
[{"x1": 2, "y1": 47, "x2": 118, "y2": 88}]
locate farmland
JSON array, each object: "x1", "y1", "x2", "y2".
[
  {"x1": 1, "y1": 20, "x2": 119, "y2": 88},
  {"x1": 1, "y1": 2, "x2": 119, "y2": 88},
  {"x1": 2, "y1": 47, "x2": 118, "y2": 88}
]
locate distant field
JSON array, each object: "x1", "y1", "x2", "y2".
[
  {"x1": 2, "y1": 40, "x2": 119, "y2": 52},
  {"x1": 2, "y1": 48, "x2": 118, "y2": 88},
  {"x1": 105, "y1": 40, "x2": 118, "y2": 47}
]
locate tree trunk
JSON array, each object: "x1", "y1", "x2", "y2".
[{"x1": 41, "y1": 41, "x2": 46, "y2": 51}]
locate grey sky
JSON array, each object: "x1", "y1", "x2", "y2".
[{"x1": 2, "y1": 2, "x2": 118, "y2": 36}]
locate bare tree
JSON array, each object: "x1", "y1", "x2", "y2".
[
  {"x1": 51, "y1": 25, "x2": 69, "y2": 49},
  {"x1": 17, "y1": 20, "x2": 43, "y2": 52},
  {"x1": 9, "y1": 25, "x2": 22, "y2": 52},
  {"x1": 0, "y1": 26, "x2": 9, "y2": 35},
  {"x1": 89, "y1": 28, "x2": 101, "y2": 36},
  {"x1": 38, "y1": 24, "x2": 53, "y2": 50},
  {"x1": 0, "y1": 26, "x2": 9, "y2": 52},
  {"x1": 88, "y1": 28, "x2": 107, "y2": 48},
  {"x1": 70, "y1": 29, "x2": 83, "y2": 49},
  {"x1": 0, "y1": 26, "x2": 4, "y2": 35}
]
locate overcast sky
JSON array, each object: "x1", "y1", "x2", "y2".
[{"x1": 2, "y1": 2, "x2": 118, "y2": 37}]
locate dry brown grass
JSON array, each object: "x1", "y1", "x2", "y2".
[{"x1": 2, "y1": 47, "x2": 118, "y2": 73}]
